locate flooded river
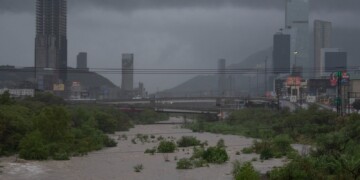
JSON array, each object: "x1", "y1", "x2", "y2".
[{"x1": 0, "y1": 117, "x2": 289, "y2": 180}]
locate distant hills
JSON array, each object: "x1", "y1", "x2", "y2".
[{"x1": 0, "y1": 67, "x2": 118, "y2": 89}]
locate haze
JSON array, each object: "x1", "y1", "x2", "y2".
[{"x1": 0, "y1": 0, "x2": 359, "y2": 92}]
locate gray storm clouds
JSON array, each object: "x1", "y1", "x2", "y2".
[
  {"x1": 0, "y1": 0, "x2": 359, "y2": 92},
  {"x1": 1, "y1": 0, "x2": 360, "y2": 13}
]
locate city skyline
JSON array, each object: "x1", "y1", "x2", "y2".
[{"x1": 0, "y1": 1, "x2": 359, "y2": 92}]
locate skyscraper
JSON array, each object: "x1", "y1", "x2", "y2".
[
  {"x1": 77, "y1": 52, "x2": 88, "y2": 70},
  {"x1": 320, "y1": 48, "x2": 347, "y2": 77},
  {"x1": 121, "y1": 54, "x2": 134, "y2": 92},
  {"x1": 273, "y1": 32, "x2": 291, "y2": 74},
  {"x1": 35, "y1": 0, "x2": 67, "y2": 90},
  {"x1": 285, "y1": 0, "x2": 310, "y2": 78},
  {"x1": 314, "y1": 20, "x2": 332, "y2": 78}
]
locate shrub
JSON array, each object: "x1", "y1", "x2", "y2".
[
  {"x1": 191, "y1": 147, "x2": 205, "y2": 159},
  {"x1": 144, "y1": 148, "x2": 156, "y2": 155},
  {"x1": 260, "y1": 148, "x2": 273, "y2": 160},
  {"x1": 157, "y1": 141, "x2": 176, "y2": 153},
  {"x1": 192, "y1": 158, "x2": 208, "y2": 168},
  {"x1": 19, "y1": 131, "x2": 49, "y2": 160},
  {"x1": 103, "y1": 136, "x2": 117, "y2": 147},
  {"x1": 232, "y1": 161, "x2": 260, "y2": 180},
  {"x1": 133, "y1": 164, "x2": 144, "y2": 172},
  {"x1": 217, "y1": 139, "x2": 226, "y2": 148},
  {"x1": 53, "y1": 151, "x2": 70, "y2": 160},
  {"x1": 272, "y1": 134, "x2": 292, "y2": 155},
  {"x1": 177, "y1": 136, "x2": 201, "y2": 147},
  {"x1": 176, "y1": 158, "x2": 193, "y2": 169},
  {"x1": 202, "y1": 147, "x2": 229, "y2": 164},
  {"x1": 241, "y1": 147, "x2": 253, "y2": 154},
  {"x1": 157, "y1": 136, "x2": 164, "y2": 141}
]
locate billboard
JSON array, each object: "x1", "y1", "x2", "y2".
[
  {"x1": 286, "y1": 77, "x2": 301, "y2": 86},
  {"x1": 53, "y1": 84, "x2": 65, "y2": 91}
]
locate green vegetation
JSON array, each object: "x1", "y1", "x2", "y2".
[
  {"x1": 185, "y1": 105, "x2": 360, "y2": 179},
  {"x1": 176, "y1": 158, "x2": 193, "y2": 169},
  {"x1": 232, "y1": 161, "x2": 260, "y2": 180},
  {"x1": 0, "y1": 92, "x2": 165, "y2": 160},
  {"x1": 144, "y1": 147, "x2": 156, "y2": 155},
  {"x1": 176, "y1": 139, "x2": 229, "y2": 169},
  {"x1": 131, "y1": 109, "x2": 168, "y2": 124},
  {"x1": 177, "y1": 136, "x2": 201, "y2": 147},
  {"x1": 202, "y1": 146, "x2": 229, "y2": 164},
  {"x1": 185, "y1": 106, "x2": 337, "y2": 143},
  {"x1": 241, "y1": 134, "x2": 295, "y2": 160},
  {"x1": 157, "y1": 141, "x2": 176, "y2": 153}
]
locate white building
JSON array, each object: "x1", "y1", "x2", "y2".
[{"x1": 0, "y1": 89, "x2": 35, "y2": 98}]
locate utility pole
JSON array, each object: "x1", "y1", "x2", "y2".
[
  {"x1": 264, "y1": 56, "x2": 268, "y2": 96},
  {"x1": 256, "y1": 68, "x2": 259, "y2": 97}
]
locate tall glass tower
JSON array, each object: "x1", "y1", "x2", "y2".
[
  {"x1": 285, "y1": 0, "x2": 310, "y2": 78},
  {"x1": 35, "y1": 0, "x2": 67, "y2": 90}
]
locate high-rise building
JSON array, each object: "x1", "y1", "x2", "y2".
[
  {"x1": 273, "y1": 32, "x2": 291, "y2": 74},
  {"x1": 35, "y1": 0, "x2": 67, "y2": 90},
  {"x1": 314, "y1": 20, "x2": 332, "y2": 78},
  {"x1": 77, "y1": 52, "x2": 88, "y2": 70},
  {"x1": 121, "y1": 54, "x2": 134, "y2": 92},
  {"x1": 320, "y1": 48, "x2": 347, "y2": 77},
  {"x1": 218, "y1": 59, "x2": 226, "y2": 96},
  {"x1": 285, "y1": 0, "x2": 310, "y2": 78}
]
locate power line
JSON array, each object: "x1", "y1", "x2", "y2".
[{"x1": 0, "y1": 66, "x2": 358, "y2": 75}]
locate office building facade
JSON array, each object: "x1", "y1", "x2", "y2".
[
  {"x1": 77, "y1": 52, "x2": 88, "y2": 70},
  {"x1": 314, "y1": 20, "x2": 332, "y2": 78},
  {"x1": 273, "y1": 32, "x2": 291, "y2": 74},
  {"x1": 285, "y1": 0, "x2": 310, "y2": 77},
  {"x1": 320, "y1": 48, "x2": 347, "y2": 76},
  {"x1": 35, "y1": 0, "x2": 67, "y2": 90},
  {"x1": 121, "y1": 54, "x2": 134, "y2": 92}
]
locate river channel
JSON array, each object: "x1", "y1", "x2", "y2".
[{"x1": 0, "y1": 117, "x2": 291, "y2": 180}]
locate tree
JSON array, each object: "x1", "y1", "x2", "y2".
[
  {"x1": 352, "y1": 100, "x2": 360, "y2": 112},
  {"x1": 0, "y1": 91, "x2": 14, "y2": 105}
]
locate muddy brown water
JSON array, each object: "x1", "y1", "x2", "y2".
[{"x1": 0, "y1": 117, "x2": 292, "y2": 180}]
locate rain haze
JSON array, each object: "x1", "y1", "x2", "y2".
[{"x1": 0, "y1": 0, "x2": 359, "y2": 92}]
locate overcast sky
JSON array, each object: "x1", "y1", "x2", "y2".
[{"x1": 0, "y1": 0, "x2": 359, "y2": 92}]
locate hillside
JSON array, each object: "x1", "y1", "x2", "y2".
[{"x1": 0, "y1": 67, "x2": 118, "y2": 89}]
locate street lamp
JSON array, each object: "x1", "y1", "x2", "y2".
[{"x1": 293, "y1": 51, "x2": 299, "y2": 67}]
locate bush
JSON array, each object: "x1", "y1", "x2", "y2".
[
  {"x1": 176, "y1": 158, "x2": 193, "y2": 169},
  {"x1": 241, "y1": 147, "x2": 253, "y2": 154},
  {"x1": 144, "y1": 148, "x2": 156, "y2": 155},
  {"x1": 217, "y1": 139, "x2": 226, "y2": 148},
  {"x1": 157, "y1": 141, "x2": 176, "y2": 153},
  {"x1": 192, "y1": 158, "x2": 208, "y2": 168},
  {"x1": 53, "y1": 151, "x2": 70, "y2": 160},
  {"x1": 103, "y1": 136, "x2": 117, "y2": 147},
  {"x1": 232, "y1": 161, "x2": 260, "y2": 180},
  {"x1": 202, "y1": 146, "x2": 229, "y2": 164},
  {"x1": 19, "y1": 131, "x2": 49, "y2": 160},
  {"x1": 133, "y1": 164, "x2": 144, "y2": 172},
  {"x1": 272, "y1": 134, "x2": 292, "y2": 155},
  {"x1": 191, "y1": 147, "x2": 205, "y2": 159},
  {"x1": 177, "y1": 136, "x2": 201, "y2": 147},
  {"x1": 260, "y1": 148, "x2": 273, "y2": 160}
]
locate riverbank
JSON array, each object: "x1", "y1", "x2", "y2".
[{"x1": 1, "y1": 117, "x2": 289, "y2": 180}]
